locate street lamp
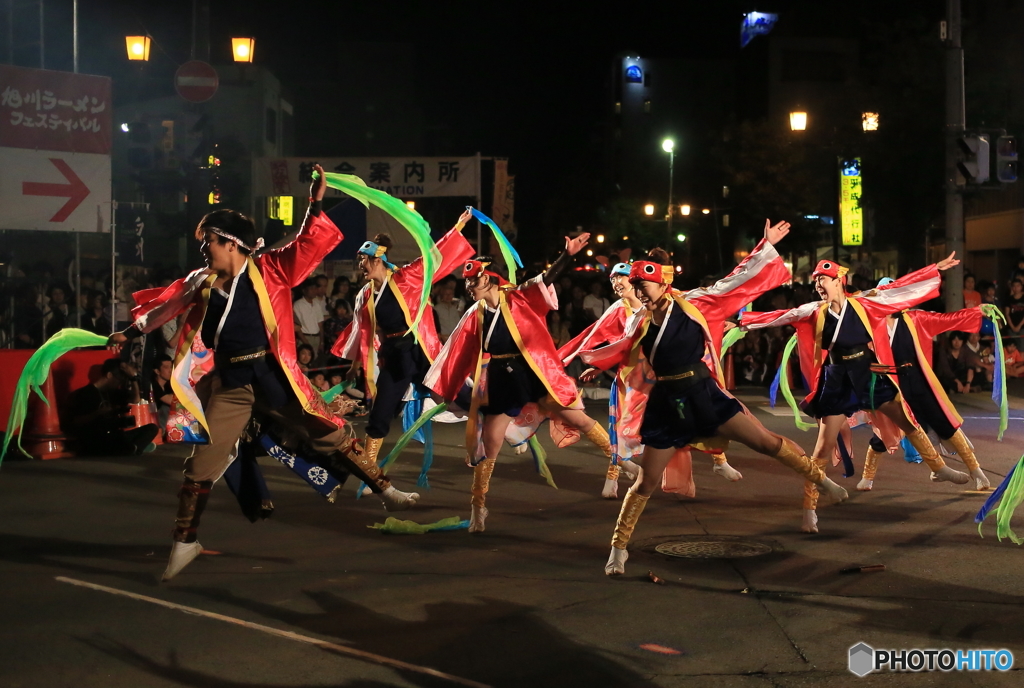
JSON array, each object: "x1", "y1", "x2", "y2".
[
  {"x1": 405, "y1": 201, "x2": 415, "y2": 210},
  {"x1": 789, "y1": 110, "x2": 807, "y2": 131},
  {"x1": 680, "y1": 204, "x2": 691, "y2": 216},
  {"x1": 662, "y1": 138, "x2": 675, "y2": 244},
  {"x1": 596, "y1": 234, "x2": 605, "y2": 243},
  {"x1": 701, "y1": 208, "x2": 711, "y2": 215},
  {"x1": 232, "y1": 37, "x2": 256, "y2": 63},
  {"x1": 125, "y1": 36, "x2": 151, "y2": 61},
  {"x1": 676, "y1": 233, "x2": 686, "y2": 242},
  {"x1": 644, "y1": 203, "x2": 655, "y2": 216},
  {"x1": 862, "y1": 112, "x2": 879, "y2": 132}
]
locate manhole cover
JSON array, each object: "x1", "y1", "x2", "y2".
[{"x1": 654, "y1": 537, "x2": 774, "y2": 559}]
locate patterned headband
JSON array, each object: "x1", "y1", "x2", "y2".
[{"x1": 209, "y1": 228, "x2": 264, "y2": 252}]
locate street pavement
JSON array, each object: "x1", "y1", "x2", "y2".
[{"x1": 1, "y1": 387, "x2": 1023, "y2": 688}]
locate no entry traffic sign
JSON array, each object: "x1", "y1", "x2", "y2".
[{"x1": 174, "y1": 61, "x2": 219, "y2": 103}]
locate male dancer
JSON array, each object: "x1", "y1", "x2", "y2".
[{"x1": 109, "y1": 166, "x2": 418, "y2": 580}]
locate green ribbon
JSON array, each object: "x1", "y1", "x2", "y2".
[
  {"x1": 318, "y1": 172, "x2": 441, "y2": 336},
  {"x1": 779, "y1": 334, "x2": 815, "y2": 431},
  {"x1": 529, "y1": 435, "x2": 558, "y2": 489},
  {"x1": 369, "y1": 515, "x2": 469, "y2": 534},
  {"x1": 2, "y1": 328, "x2": 109, "y2": 463}
]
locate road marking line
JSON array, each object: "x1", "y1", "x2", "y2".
[{"x1": 55, "y1": 576, "x2": 489, "y2": 688}]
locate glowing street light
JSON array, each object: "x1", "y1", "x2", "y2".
[
  {"x1": 662, "y1": 138, "x2": 676, "y2": 242},
  {"x1": 701, "y1": 208, "x2": 711, "y2": 215},
  {"x1": 644, "y1": 204, "x2": 655, "y2": 216},
  {"x1": 586, "y1": 249, "x2": 594, "y2": 257},
  {"x1": 680, "y1": 204, "x2": 691, "y2": 216},
  {"x1": 862, "y1": 112, "x2": 879, "y2": 132},
  {"x1": 789, "y1": 111, "x2": 808, "y2": 131},
  {"x1": 232, "y1": 37, "x2": 255, "y2": 63},
  {"x1": 405, "y1": 201, "x2": 416, "y2": 210},
  {"x1": 125, "y1": 36, "x2": 151, "y2": 61},
  {"x1": 676, "y1": 233, "x2": 686, "y2": 242},
  {"x1": 662, "y1": 138, "x2": 675, "y2": 153},
  {"x1": 596, "y1": 234, "x2": 605, "y2": 243}
]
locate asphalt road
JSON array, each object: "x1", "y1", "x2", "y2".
[{"x1": 1, "y1": 387, "x2": 1023, "y2": 688}]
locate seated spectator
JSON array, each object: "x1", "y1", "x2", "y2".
[
  {"x1": 1004, "y1": 278, "x2": 1024, "y2": 343},
  {"x1": 328, "y1": 371, "x2": 344, "y2": 388},
  {"x1": 64, "y1": 358, "x2": 159, "y2": 456},
  {"x1": 151, "y1": 354, "x2": 174, "y2": 434},
  {"x1": 981, "y1": 281, "x2": 1001, "y2": 308},
  {"x1": 433, "y1": 279, "x2": 464, "y2": 344},
  {"x1": 309, "y1": 371, "x2": 331, "y2": 392},
  {"x1": 82, "y1": 291, "x2": 111, "y2": 336},
  {"x1": 965, "y1": 332, "x2": 993, "y2": 389},
  {"x1": 13, "y1": 285, "x2": 43, "y2": 349},
  {"x1": 963, "y1": 274, "x2": 981, "y2": 308},
  {"x1": 297, "y1": 343, "x2": 314, "y2": 372},
  {"x1": 937, "y1": 332, "x2": 975, "y2": 393},
  {"x1": 1005, "y1": 340, "x2": 1024, "y2": 378},
  {"x1": 322, "y1": 299, "x2": 353, "y2": 354},
  {"x1": 43, "y1": 284, "x2": 72, "y2": 340}
]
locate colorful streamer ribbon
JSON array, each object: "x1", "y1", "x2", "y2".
[
  {"x1": 469, "y1": 207, "x2": 522, "y2": 285},
  {"x1": 773, "y1": 334, "x2": 815, "y2": 431},
  {"x1": 976, "y1": 456, "x2": 1024, "y2": 544},
  {"x1": 528, "y1": 435, "x2": 558, "y2": 489},
  {"x1": 720, "y1": 326, "x2": 746, "y2": 357},
  {"x1": 982, "y1": 304, "x2": 1009, "y2": 441},
  {"x1": 2, "y1": 328, "x2": 109, "y2": 462},
  {"x1": 356, "y1": 401, "x2": 449, "y2": 495},
  {"x1": 318, "y1": 172, "x2": 441, "y2": 334},
  {"x1": 369, "y1": 515, "x2": 470, "y2": 534}
]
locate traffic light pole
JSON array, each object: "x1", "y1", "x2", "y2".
[{"x1": 944, "y1": 0, "x2": 965, "y2": 312}]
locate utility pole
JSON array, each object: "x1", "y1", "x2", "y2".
[{"x1": 944, "y1": 0, "x2": 965, "y2": 311}]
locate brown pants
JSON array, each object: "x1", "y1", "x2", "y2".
[{"x1": 185, "y1": 374, "x2": 352, "y2": 483}]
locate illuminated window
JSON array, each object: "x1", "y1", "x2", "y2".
[
  {"x1": 862, "y1": 112, "x2": 879, "y2": 132},
  {"x1": 643, "y1": 100, "x2": 651, "y2": 114}
]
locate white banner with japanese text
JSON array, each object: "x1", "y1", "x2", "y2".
[{"x1": 253, "y1": 156, "x2": 478, "y2": 199}]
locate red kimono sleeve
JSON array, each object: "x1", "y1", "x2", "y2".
[{"x1": 259, "y1": 208, "x2": 343, "y2": 288}]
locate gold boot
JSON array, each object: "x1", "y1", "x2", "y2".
[
  {"x1": 470, "y1": 458, "x2": 497, "y2": 533},
  {"x1": 905, "y1": 428, "x2": 969, "y2": 484},
  {"x1": 610, "y1": 488, "x2": 650, "y2": 550},
  {"x1": 947, "y1": 429, "x2": 991, "y2": 489},
  {"x1": 585, "y1": 422, "x2": 612, "y2": 458},
  {"x1": 602, "y1": 461, "x2": 621, "y2": 499},
  {"x1": 858, "y1": 447, "x2": 884, "y2": 491},
  {"x1": 346, "y1": 435, "x2": 388, "y2": 492},
  {"x1": 773, "y1": 437, "x2": 824, "y2": 483}
]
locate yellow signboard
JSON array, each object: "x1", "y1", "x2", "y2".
[
  {"x1": 267, "y1": 195, "x2": 294, "y2": 226},
  {"x1": 839, "y1": 158, "x2": 863, "y2": 246}
]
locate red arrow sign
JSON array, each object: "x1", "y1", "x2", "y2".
[{"x1": 22, "y1": 158, "x2": 90, "y2": 222}]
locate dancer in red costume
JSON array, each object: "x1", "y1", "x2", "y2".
[
  {"x1": 564, "y1": 262, "x2": 742, "y2": 499},
  {"x1": 424, "y1": 233, "x2": 615, "y2": 533},
  {"x1": 331, "y1": 210, "x2": 475, "y2": 479},
  {"x1": 107, "y1": 166, "x2": 417, "y2": 580},
  {"x1": 741, "y1": 256, "x2": 970, "y2": 534},
  {"x1": 857, "y1": 280, "x2": 995, "y2": 491},
  {"x1": 581, "y1": 221, "x2": 847, "y2": 576}
]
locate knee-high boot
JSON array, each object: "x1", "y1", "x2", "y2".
[
  {"x1": 858, "y1": 446, "x2": 885, "y2": 491},
  {"x1": 905, "y1": 427, "x2": 969, "y2": 485},
  {"x1": 605, "y1": 488, "x2": 650, "y2": 575},
  {"x1": 164, "y1": 479, "x2": 212, "y2": 581},
  {"x1": 470, "y1": 458, "x2": 497, "y2": 533},
  {"x1": 946, "y1": 428, "x2": 991, "y2": 489},
  {"x1": 585, "y1": 422, "x2": 612, "y2": 457}
]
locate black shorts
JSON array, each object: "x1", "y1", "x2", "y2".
[
  {"x1": 639, "y1": 377, "x2": 743, "y2": 450},
  {"x1": 481, "y1": 356, "x2": 548, "y2": 417},
  {"x1": 804, "y1": 359, "x2": 897, "y2": 418}
]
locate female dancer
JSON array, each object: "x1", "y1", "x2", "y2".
[
  {"x1": 563, "y1": 263, "x2": 741, "y2": 498},
  {"x1": 581, "y1": 222, "x2": 847, "y2": 576},
  {"x1": 423, "y1": 233, "x2": 614, "y2": 533},
  {"x1": 741, "y1": 257, "x2": 970, "y2": 534},
  {"x1": 332, "y1": 210, "x2": 475, "y2": 477},
  {"x1": 858, "y1": 290, "x2": 996, "y2": 491}
]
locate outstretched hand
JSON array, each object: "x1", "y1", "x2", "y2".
[
  {"x1": 579, "y1": 367, "x2": 601, "y2": 383},
  {"x1": 764, "y1": 219, "x2": 791, "y2": 246},
  {"x1": 566, "y1": 232, "x2": 591, "y2": 256},
  {"x1": 310, "y1": 163, "x2": 327, "y2": 202},
  {"x1": 936, "y1": 251, "x2": 959, "y2": 271},
  {"x1": 106, "y1": 332, "x2": 127, "y2": 351},
  {"x1": 455, "y1": 208, "x2": 474, "y2": 230}
]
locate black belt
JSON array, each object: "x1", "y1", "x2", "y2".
[
  {"x1": 828, "y1": 345, "x2": 870, "y2": 364},
  {"x1": 870, "y1": 362, "x2": 915, "y2": 375},
  {"x1": 654, "y1": 362, "x2": 711, "y2": 390},
  {"x1": 216, "y1": 346, "x2": 270, "y2": 368}
]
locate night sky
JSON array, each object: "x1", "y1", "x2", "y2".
[{"x1": 28, "y1": 0, "x2": 960, "y2": 239}]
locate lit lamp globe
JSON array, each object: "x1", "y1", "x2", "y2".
[
  {"x1": 662, "y1": 138, "x2": 675, "y2": 153},
  {"x1": 232, "y1": 37, "x2": 256, "y2": 63},
  {"x1": 789, "y1": 111, "x2": 808, "y2": 131},
  {"x1": 644, "y1": 204, "x2": 655, "y2": 216},
  {"x1": 125, "y1": 36, "x2": 151, "y2": 61}
]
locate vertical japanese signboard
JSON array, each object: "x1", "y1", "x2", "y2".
[
  {"x1": 839, "y1": 157, "x2": 863, "y2": 246},
  {"x1": 0, "y1": 65, "x2": 112, "y2": 232}
]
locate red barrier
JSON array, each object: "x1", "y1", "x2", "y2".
[{"x1": 22, "y1": 376, "x2": 72, "y2": 460}]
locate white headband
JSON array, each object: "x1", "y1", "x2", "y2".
[{"x1": 210, "y1": 228, "x2": 265, "y2": 252}]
